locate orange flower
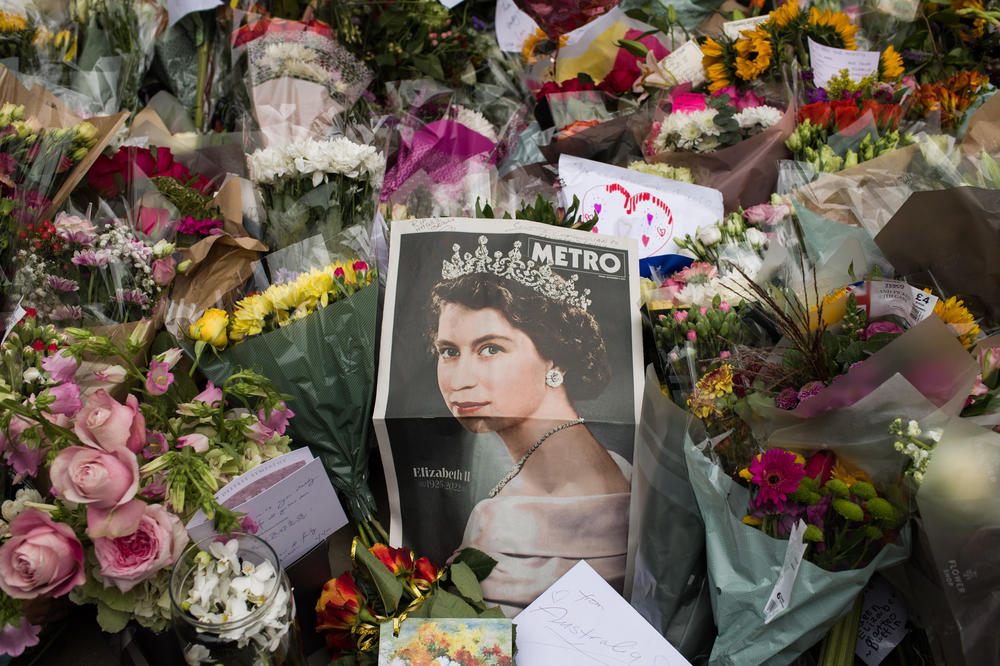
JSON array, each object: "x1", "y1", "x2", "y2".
[
  {"x1": 316, "y1": 571, "x2": 375, "y2": 648},
  {"x1": 410, "y1": 556, "x2": 439, "y2": 591},
  {"x1": 370, "y1": 543, "x2": 414, "y2": 576}
]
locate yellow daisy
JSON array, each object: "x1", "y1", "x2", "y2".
[
  {"x1": 734, "y1": 29, "x2": 773, "y2": 82},
  {"x1": 933, "y1": 295, "x2": 981, "y2": 348},
  {"x1": 879, "y1": 45, "x2": 904, "y2": 81},
  {"x1": 807, "y1": 7, "x2": 858, "y2": 50},
  {"x1": 769, "y1": 1, "x2": 801, "y2": 29}
]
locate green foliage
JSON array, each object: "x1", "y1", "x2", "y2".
[{"x1": 475, "y1": 194, "x2": 597, "y2": 231}]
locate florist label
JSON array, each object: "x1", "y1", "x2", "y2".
[
  {"x1": 808, "y1": 38, "x2": 881, "y2": 90},
  {"x1": 855, "y1": 576, "x2": 908, "y2": 666},
  {"x1": 845, "y1": 280, "x2": 938, "y2": 327},
  {"x1": 763, "y1": 519, "x2": 808, "y2": 624}
]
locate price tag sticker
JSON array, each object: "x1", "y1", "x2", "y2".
[
  {"x1": 855, "y1": 576, "x2": 908, "y2": 666},
  {"x1": 763, "y1": 519, "x2": 808, "y2": 624}
]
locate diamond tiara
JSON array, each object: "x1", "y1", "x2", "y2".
[{"x1": 441, "y1": 235, "x2": 592, "y2": 311}]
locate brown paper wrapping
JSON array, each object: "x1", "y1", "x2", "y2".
[
  {"x1": 539, "y1": 112, "x2": 651, "y2": 167},
  {"x1": 647, "y1": 106, "x2": 795, "y2": 212},
  {"x1": 960, "y1": 92, "x2": 1000, "y2": 157},
  {"x1": 165, "y1": 178, "x2": 267, "y2": 338},
  {"x1": 76, "y1": 311, "x2": 163, "y2": 401},
  {"x1": 0, "y1": 63, "x2": 128, "y2": 220}
]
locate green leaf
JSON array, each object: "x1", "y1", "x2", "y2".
[
  {"x1": 732, "y1": 9, "x2": 746, "y2": 19},
  {"x1": 96, "y1": 602, "x2": 130, "y2": 633},
  {"x1": 453, "y1": 548, "x2": 498, "y2": 581},
  {"x1": 428, "y1": 589, "x2": 478, "y2": 618},
  {"x1": 617, "y1": 39, "x2": 649, "y2": 58},
  {"x1": 449, "y1": 562, "x2": 484, "y2": 603},
  {"x1": 353, "y1": 542, "x2": 403, "y2": 614},
  {"x1": 477, "y1": 606, "x2": 507, "y2": 619},
  {"x1": 374, "y1": 53, "x2": 396, "y2": 66}
]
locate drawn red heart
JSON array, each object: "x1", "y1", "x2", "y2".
[
  {"x1": 657, "y1": 226, "x2": 666, "y2": 237},
  {"x1": 641, "y1": 234, "x2": 650, "y2": 246}
]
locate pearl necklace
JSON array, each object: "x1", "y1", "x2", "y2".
[{"x1": 488, "y1": 418, "x2": 586, "y2": 498}]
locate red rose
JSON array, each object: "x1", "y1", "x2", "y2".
[
  {"x1": 410, "y1": 556, "x2": 439, "y2": 591},
  {"x1": 830, "y1": 99, "x2": 860, "y2": 130},
  {"x1": 804, "y1": 450, "x2": 836, "y2": 485},
  {"x1": 798, "y1": 102, "x2": 832, "y2": 128},
  {"x1": 370, "y1": 543, "x2": 414, "y2": 576},
  {"x1": 598, "y1": 66, "x2": 639, "y2": 95}
]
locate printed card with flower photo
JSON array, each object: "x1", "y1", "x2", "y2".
[
  {"x1": 378, "y1": 618, "x2": 514, "y2": 666},
  {"x1": 558, "y1": 155, "x2": 724, "y2": 259}
]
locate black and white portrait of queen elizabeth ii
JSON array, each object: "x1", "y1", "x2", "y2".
[{"x1": 375, "y1": 219, "x2": 642, "y2": 616}]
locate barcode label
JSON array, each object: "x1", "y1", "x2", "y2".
[{"x1": 763, "y1": 519, "x2": 808, "y2": 624}]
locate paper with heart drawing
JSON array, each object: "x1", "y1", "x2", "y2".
[
  {"x1": 186, "y1": 448, "x2": 348, "y2": 567},
  {"x1": 558, "y1": 154, "x2": 724, "y2": 258},
  {"x1": 514, "y1": 560, "x2": 692, "y2": 665}
]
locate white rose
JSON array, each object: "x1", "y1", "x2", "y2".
[{"x1": 696, "y1": 224, "x2": 722, "y2": 246}]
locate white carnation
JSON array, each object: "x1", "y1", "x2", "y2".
[
  {"x1": 734, "y1": 105, "x2": 783, "y2": 131},
  {"x1": 452, "y1": 105, "x2": 498, "y2": 143}
]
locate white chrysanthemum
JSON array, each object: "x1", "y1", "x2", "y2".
[
  {"x1": 278, "y1": 58, "x2": 330, "y2": 84},
  {"x1": 656, "y1": 109, "x2": 720, "y2": 152},
  {"x1": 734, "y1": 105, "x2": 783, "y2": 130},
  {"x1": 248, "y1": 146, "x2": 293, "y2": 183},
  {"x1": 452, "y1": 105, "x2": 499, "y2": 143}
]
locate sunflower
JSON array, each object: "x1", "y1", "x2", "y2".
[
  {"x1": 734, "y1": 28, "x2": 773, "y2": 82},
  {"x1": 702, "y1": 36, "x2": 734, "y2": 92},
  {"x1": 951, "y1": 0, "x2": 987, "y2": 42},
  {"x1": 879, "y1": 45, "x2": 904, "y2": 81},
  {"x1": 769, "y1": 1, "x2": 801, "y2": 29},
  {"x1": 0, "y1": 9, "x2": 27, "y2": 33},
  {"x1": 521, "y1": 28, "x2": 566, "y2": 65},
  {"x1": 806, "y1": 7, "x2": 858, "y2": 50},
  {"x1": 933, "y1": 295, "x2": 981, "y2": 348}
]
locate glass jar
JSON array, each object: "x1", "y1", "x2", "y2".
[{"x1": 169, "y1": 533, "x2": 307, "y2": 666}]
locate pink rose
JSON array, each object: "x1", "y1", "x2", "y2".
[
  {"x1": 150, "y1": 258, "x2": 176, "y2": 286},
  {"x1": 74, "y1": 389, "x2": 146, "y2": 453},
  {"x1": 0, "y1": 509, "x2": 85, "y2": 598},
  {"x1": 93, "y1": 503, "x2": 188, "y2": 593},
  {"x1": 41, "y1": 351, "x2": 78, "y2": 383},
  {"x1": 50, "y1": 446, "x2": 139, "y2": 509}
]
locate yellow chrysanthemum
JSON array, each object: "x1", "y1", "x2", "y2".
[
  {"x1": 933, "y1": 295, "x2": 981, "y2": 348},
  {"x1": 807, "y1": 7, "x2": 858, "y2": 50},
  {"x1": 879, "y1": 45, "x2": 904, "y2": 81},
  {"x1": 830, "y1": 458, "x2": 870, "y2": 486},
  {"x1": 229, "y1": 294, "x2": 274, "y2": 341},
  {"x1": 0, "y1": 10, "x2": 28, "y2": 32},
  {"x1": 696, "y1": 363, "x2": 735, "y2": 398},
  {"x1": 769, "y1": 1, "x2": 801, "y2": 29},
  {"x1": 734, "y1": 29, "x2": 773, "y2": 81}
]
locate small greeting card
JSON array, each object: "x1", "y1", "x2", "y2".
[
  {"x1": 378, "y1": 618, "x2": 515, "y2": 665},
  {"x1": 514, "y1": 560, "x2": 692, "y2": 665},
  {"x1": 186, "y1": 448, "x2": 348, "y2": 567},
  {"x1": 558, "y1": 154, "x2": 724, "y2": 259}
]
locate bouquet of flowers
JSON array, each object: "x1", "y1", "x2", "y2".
[
  {"x1": 10, "y1": 211, "x2": 180, "y2": 327},
  {"x1": 0, "y1": 313, "x2": 294, "y2": 654},
  {"x1": 647, "y1": 89, "x2": 784, "y2": 154},
  {"x1": 909, "y1": 70, "x2": 992, "y2": 131},
  {"x1": 315, "y1": 536, "x2": 501, "y2": 663},
  {"x1": 247, "y1": 135, "x2": 383, "y2": 252},
  {"x1": 187, "y1": 252, "x2": 380, "y2": 523}
]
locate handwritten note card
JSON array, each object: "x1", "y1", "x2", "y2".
[
  {"x1": 657, "y1": 40, "x2": 707, "y2": 89},
  {"x1": 855, "y1": 576, "x2": 908, "y2": 666},
  {"x1": 559, "y1": 154, "x2": 724, "y2": 259},
  {"x1": 808, "y1": 38, "x2": 881, "y2": 90},
  {"x1": 187, "y1": 449, "x2": 348, "y2": 567},
  {"x1": 496, "y1": 0, "x2": 539, "y2": 52},
  {"x1": 514, "y1": 561, "x2": 691, "y2": 665}
]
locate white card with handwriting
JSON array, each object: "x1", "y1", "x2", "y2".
[
  {"x1": 514, "y1": 561, "x2": 692, "y2": 666},
  {"x1": 186, "y1": 449, "x2": 348, "y2": 567},
  {"x1": 808, "y1": 38, "x2": 880, "y2": 89},
  {"x1": 559, "y1": 155, "x2": 723, "y2": 259}
]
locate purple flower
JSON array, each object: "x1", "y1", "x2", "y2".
[
  {"x1": 807, "y1": 87, "x2": 829, "y2": 104},
  {"x1": 471, "y1": 16, "x2": 488, "y2": 31},
  {"x1": 749, "y1": 449, "x2": 807, "y2": 510},
  {"x1": 144, "y1": 360, "x2": 173, "y2": 396},
  {"x1": 776, "y1": 387, "x2": 800, "y2": 410},
  {"x1": 0, "y1": 617, "x2": 41, "y2": 657},
  {"x1": 46, "y1": 275, "x2": 79, "y2": 292},
  {"x1": 50, "y1": 305, "x2": 82, "y2": 321},
  {"x1": 239, "y1": 514, "x2": 260, "y2": 534},
  {"x1": 806, "y1": 494, "x2": 832, "y2": 531},
  {"x1": 192, "y1": 381, "x2": 223, "y2": 407},
  {"x1": 41, "y1": 351, "x2": 78, "y2": 383},
  {"x1": 46, "y1": 382, "x2": 82, "y2": 416},
  {"x1": 258, "y1": 402, "x2": 295, "y2": 436},
  {"x1": 797, "y1": 381, "x2": 825, "y2": 404},
  {"x1": 864, "y1": 321, "x2": 903, "y2": 339},
  {"x1": 71, "y1": 249, "x2": 112, "y2": 267}
]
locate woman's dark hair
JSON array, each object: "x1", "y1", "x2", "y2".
[{"x1": 427, "y1": 273, "x2": 611, "y2": 402}]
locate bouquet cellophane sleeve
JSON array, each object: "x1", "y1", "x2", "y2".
[
  {"x1": 628, "y1": 366, "x2": 717, "y2": 662},
  {"x1": 0, "y1": 63, "x2": 128, "y2": 220},
  {"x1": 196, "y1": 282, "x2": 379, "y2": 522},
  {"x1": 648, "y1": 107, "x2": 795, "y2": 213}
]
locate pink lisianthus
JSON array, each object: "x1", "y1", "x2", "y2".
[
  {"x1": 144, "y1": 360, "x2": 174, "y2": 396},
  {"x1": 176, "y1": 433, "x2": 209, "y2": 453},
  {"x1": 0, "y1": 617, "x2": 42, "y2": 657},
  {"x1": 41, "y1": 351, "x2": 79, "y2": 383},
  {"x1": 74, "y1": 389, "x2": 146, "y2": 453},
  {"x1": 44, "y1": 382, "x2": 82, "y2": 416},
  {"x1": 744, "y1": 202, "x2": 792, "y2": 227},
  {"x1": 0, "y1": 509, "x2": 86, "y2": 599},
  {"x1": 979, "y1": 346, "x2": 1000, "y2": 381},
  {"x1": 92, "y1": 503, "x2": 188, "y2": 593},
  {"x1": 49, "y1": 446, "x2": 139, "y2": 509}
]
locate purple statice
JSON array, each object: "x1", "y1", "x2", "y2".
[
  {"x1": 71, "y1": 248, "x2": 112, "y2": 267},
  {"x1": 776, "y1": 387, "x2": 800, "y2": 410},
  {"x1": 46, "y1": 275, "x2": 79, "y2": 292},
  {"x1": 273, "y1": 267, "x2": 302, "y2": 285}
]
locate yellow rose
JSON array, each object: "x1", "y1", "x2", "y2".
[{"x1": 189, "y1": 309, "x2": 229, "y2": 348}]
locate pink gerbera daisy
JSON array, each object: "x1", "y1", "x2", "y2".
[{"x1": 749, "y1": 448, "x2": 806, "y2": 509}]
